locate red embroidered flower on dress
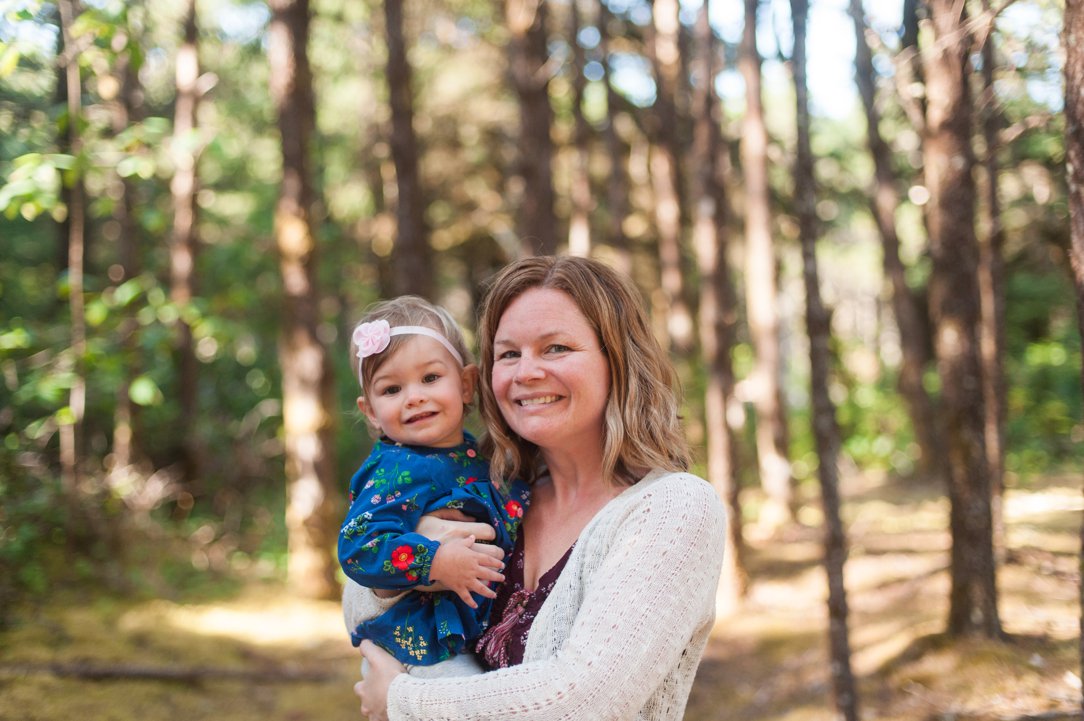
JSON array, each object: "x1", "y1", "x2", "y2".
[
  {"x1": 390, "y1": 545, "x2": 415, "y2": 570},
  {"x1": 505, "y1": 500, "x2": 524, "y2": 519},
  {"x1": 466, "y1": 449, "x2": 477, "y2": 458}
]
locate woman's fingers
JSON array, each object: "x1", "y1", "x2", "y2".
[
  {"x1": 416, "y1": 514, "x2": 497, "y2": 543},
  {"x1": 472, "y1": 541, "x2": 506, "y2": 561}
]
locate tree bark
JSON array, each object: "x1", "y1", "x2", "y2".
[
  {"x1": 1061, "y1": 0, "x2": 1084, "y2": 711},
  {"x1": 848, "y1": 0, "x2": 943, "y2": 481},
  {"x1": 57, "y1": 0, "x2": 86, "y2": 495},
  {"x1": 170, "y1": 0, "x2": 201, "y2": 482},
  {"x1": 648, "y1": 0, "x2": 694, "y2": 352},
  {"x1": 567, "y1": 0, "x2": 592, "y2": 258},
  {"x1": 596, "y1": 0, "x2": 631, "y2": 272},
  {"x1": 692, "y1": 0, "x2": 746, "y2": 604},
  {"x1": 268, "y1": 0, "x2": 340, "y2": 600},
  {"x1": 740, "y1": 0, "x2": 793, "y2": 527},
  {"x1": 922, "y1": 0, "x2": 1001, "y2": 638},
  {"x1": 506, "y1": 0, "x2": 557, "y2": 256},
  {"x1": 976, "y1": 16, "x2": 1007, "y2": 557},
  {"x1": 791, "y1": 1, "x2": 859, "y2": 717},
  {"x1": 385, "y1": 0, "x2": 432, "y2": 298}
]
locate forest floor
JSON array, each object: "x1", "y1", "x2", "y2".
[{"x1": 0, "y1": 470, "x2": 1079, "y2": 721}]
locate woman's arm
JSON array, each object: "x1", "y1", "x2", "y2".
[{"x1": 382, "y1": 474, "x2": 727, "y2": 721}]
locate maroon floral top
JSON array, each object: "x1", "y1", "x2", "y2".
[{"x1": 475, "y1": 531, "x2": 575, "y2": 670}]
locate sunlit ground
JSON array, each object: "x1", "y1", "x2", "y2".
[{"x1": 0, "y1": 474, "x2": 1079, "y2": 721}]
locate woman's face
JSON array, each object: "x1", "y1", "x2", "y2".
[{"x1": 490, "y1": 287, "x2": 611, "y2": 455}]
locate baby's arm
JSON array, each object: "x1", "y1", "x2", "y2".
[{"x1": 340, "y1": 496, "x2": 504, "y2": 597}]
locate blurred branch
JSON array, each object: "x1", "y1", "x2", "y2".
[{"x1": 0, "y1": 661, "x2": 336, "y2": 683}]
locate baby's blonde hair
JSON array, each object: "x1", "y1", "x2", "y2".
[{"x1": 350, "y1": 295, "x2": 474, "y2": 397}]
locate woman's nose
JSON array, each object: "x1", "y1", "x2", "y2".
[{"x1": 513, "y1": 355, "x2": 544, "y2": 382}]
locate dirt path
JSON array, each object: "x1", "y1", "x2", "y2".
[{"x1": 0, "y1": 474, "x2": 1079, "y2": 721}]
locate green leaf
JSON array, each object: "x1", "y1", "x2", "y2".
[{"x1": 129, "y1": 374, "x2": 164, "y2": 407}]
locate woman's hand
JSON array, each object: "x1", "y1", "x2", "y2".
[{"x1": 356, "y1": 640, "x2": 405, "y2": 721}]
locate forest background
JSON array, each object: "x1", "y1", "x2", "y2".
[{"x1": 0, "y1": 0, "x2": 1082, "y2": 719}]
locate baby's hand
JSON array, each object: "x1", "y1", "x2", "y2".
[{"x1": 428, "y1": 535, "x2": 505, "y2": 608}]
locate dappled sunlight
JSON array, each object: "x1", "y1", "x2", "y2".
[{"x1": 119, "y1": 591, "x2": 349, "y2": 652}]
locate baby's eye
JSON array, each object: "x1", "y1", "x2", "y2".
[
  {"x1": 423, "y1": 373, "x2": 441, "y2": 383},
  {"x1": 380, "y1": 385, "x2": 401, "y2": 396}
]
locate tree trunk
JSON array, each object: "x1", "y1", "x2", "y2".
[
  {"x1": 692, "y1": 0, "x2": 746, "y2": 605},
  {"x1": 740, "y1": 0, "x2": 793, "y2": 527},
  {"x1": 597, "y1": 0, "x2": 631, "y2": 272},
  {"x1": 567, "y1": 0, "x2": 591, "y2": 258},
  {"x1": 648, "y1": 0, "x2": 693, "y2": 352},
  {"x1": 791, "y1": 1, "x2": 859, "y2": 717},
  {"x1": 268, "y1": 0, "x2": 340, "y2": 600},
  {"x1": 170, "y1": 0, "x2": 201, "y2": 482},
  {"x1": 57, "y1": 0, "x2": 86, "y2": 495},
  {"x1": 506, "y1": 0, "x2": 557, "y2": 256},
  {"x1": 922, "y1": 0, "x2": 1001, "y2": 638},
  {"x1": 110, "y1": 21, "x2": 144, "y2": 476},
  {"x1": 977, "y1": 18, "x2": 1007, "y2": 557},
  {"x1": 1061, "y1": 0, "x2": 1084, "y2": 711},
  {"x1": 385, "y1": 0, "x2": 432, "y2": 298},
  {"x1": 848, "y1": 0, "x2": 942, "y2": 479}
]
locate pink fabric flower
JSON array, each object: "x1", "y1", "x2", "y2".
[{"x1": 353, "y1": 320, "x2": 391, "y2": 361}]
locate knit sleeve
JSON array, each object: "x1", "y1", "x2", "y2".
[{"x1": 386, "y1": 473, "x2": 727, "y2": 721}]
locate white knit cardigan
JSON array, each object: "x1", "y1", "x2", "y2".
[{"x1": 343, "y1": 468, "x2": 727, "y2": 721}]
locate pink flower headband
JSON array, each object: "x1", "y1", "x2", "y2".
[{"x1": 352, "y1": 320, "x2": 464, "y2": 383}]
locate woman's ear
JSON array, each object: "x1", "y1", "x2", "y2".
[{"x1": 460, "y1": 364, "x2": 479, "y2": 404}]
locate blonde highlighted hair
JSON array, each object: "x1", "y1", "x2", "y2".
[
  {"x1": 477, "y1": 256, "x2": 690, "y2": 486},
  {"x1": 349, "y1": 295, "x2": 474, "y2": 397}
]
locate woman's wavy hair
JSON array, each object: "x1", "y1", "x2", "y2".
[
  {"x1": 349, "y1": 295, "x2": 474, "y2": 398},
  {"x1": 477, "y1": 256, "x2": 690, "y2": 486}
]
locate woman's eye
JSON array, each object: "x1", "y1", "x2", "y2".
[
  {"x1": 547, "y1": 344, "x2": 571, "y2": 354},
  {"x1": 497, "y1": 350, "x2": 520, "y2": 360}
]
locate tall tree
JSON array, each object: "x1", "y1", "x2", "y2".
[
  {"x1": 791, "y1": 0, "x2": 858, "y2": 717},
  {"x1": 692, "y1": 0, "x2": 746, "y2": 603},
  {"x1": 648, "y1": 0, "x2": 693, "y2": 351},
  {"x1": 57, "y1": 0, "x2": 86, "y2": 494},
  {"x1": 109, "y1": 9, "x2": 144, "y2": 476},
  {"x1": 566, "y1": 0, "x2": 592, "y2": 258},
  {"x1": 596, "y1": 0, "x2": 630, "y2": 271},
  {"x1": 921, "y1": 0, "x2": 1001, "y2": 638},
  {"x1": 976, "y1": 9, "x2": 1007, "y2": 554},
  {"x1": 507, "y1": 0, "x2": 557, "y2": 256},
  {"x1": 385, "y1": 0, "x2": 432, "y2": 298},
  {"x1": 268, "y1": 0, "x2": 340, "y2": 599},
  {"x1": 1062, "y1": 0, "x2": 1084, "y2": 709},
  {"x1": 170, "y1": 0, "x2": 201, "y2": 481},
  {"x1": 848, "y1": 0, "x2": 942, "y2": 479},
  {"x1": 740, "y1": 0, "x2": 794, "y2": 527}
]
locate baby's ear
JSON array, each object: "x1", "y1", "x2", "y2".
[
  {"x1": 357, "y1": 396, "x2": 381, "y2": 431},
  {"x1": 460, "y1": 364, "x2": 479, "y2": 403}
]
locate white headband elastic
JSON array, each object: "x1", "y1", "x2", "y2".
[{"x1": 353, "y1": 320, "x2": 464, "y2": 385}]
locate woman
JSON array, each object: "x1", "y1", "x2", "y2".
[{"x1": 353, "y1": 255, "x2": 726, "y2": 720}]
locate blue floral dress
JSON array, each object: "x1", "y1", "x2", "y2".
[{"x1": 338, "y1": 433, "x2": 529, "y2": 666}]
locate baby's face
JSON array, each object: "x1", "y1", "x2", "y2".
[{"x1": 358, "y1": 336, "x2": 475, "y2": 448}]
